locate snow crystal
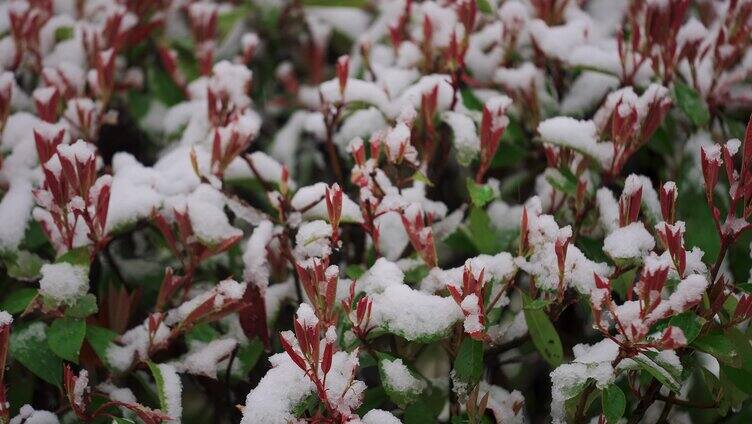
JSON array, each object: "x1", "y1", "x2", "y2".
[
  {"x1": 294, "y1": 220, "x2": 333, "y2": 260},
  {"x1": 184, "y1": 184, "x2": 242, "y2": 245},
  {"x1": 537, "y1": 117, "x2": 612, "y2": 168},
  {"x1": 442, "y1": 111, "x2": 479, "y2": 166},
  {"x1": 0, "y1": 178, "x2": 33, "y2": 250},
  {"x1": 361, "y1": 409, "x2": 401, "y2": 424},
  {"x1": 179, "y1": 338, "x2": 237, "y2": 378},
  {"x1": 370, "y1": 284, "x2": 463, "y2": 341},
  {"x1": 290, "y1": 183, "x2": 362, "y2": 223},
  {"x1": 158, "y1": 363, "x2": 183, "y2": 423},
  {"x1": 0, "y1": 310, "x2": 12, "y2": 326},
  {"x1": 243, "y1": 220, "x2": 274, "y2": 287},
  {"x1": 9, "y1": 405, "x2": 60, "y2": 424},
  {"x1": 357, "y1": 258, "x2": 404, "y2": 294},
  {"x1": 550, "y1": 339, "x2": 619, "y2": 424},
  {"x1": 39, "y1": 262, "x2": 89, "y2": 304},
  {"x1": 478, "y1": 382, "x2": 525, "y2": 424},
  {"x1": 381, "y1": 358, "x2": 426, "y2": 394},
  {"x1": 603, "y1": 222, "x2": 655, "y2": 260},
  {"x1": 596, "y1": 188, "x2": 619, "y2": 233},
  {"x1": 240, "y1": 352, "x2": 314, "y2": 424}
]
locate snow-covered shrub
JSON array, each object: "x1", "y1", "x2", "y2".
[{"x1": 1, "y1": 0, "x2": 752, "y2": 423}]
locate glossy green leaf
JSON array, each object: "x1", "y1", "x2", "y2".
[
  {"x1": 602, "y1": 385, "x2": 626, "y2": 423},
  {"x1": 467, "y1": 178, "x2": 495, "y2": 208},
  {"x1": 674, "y1": 81, "x2": 710, "y2": 127},
  {"x1": 9, "y1": 322, "x2": 62, "y2": 387},
  {"x1": 632, "y1": 352, "x2": 681, "y2": 392},
  {"x1": 522, "y1": 292, "x2": 562, "y2": 367},
  {"x1": 453, "y1": 338, "x2": 484, "y2": 387},
  {"x1": 3, "y1": 250, "x2": 45, "y2": 281},
  {"x1": 67, "y1": 293, "x2": 99, "y2": 318},
  {"x1": 48, "y1": 317, "x2": 86, "y2": 363},
  {"x1": 85, "y1": 325, "x2": 119, "y2": 368},
  {"x1": 1, "y1": 288, "x2": 37, "y2": 314}
]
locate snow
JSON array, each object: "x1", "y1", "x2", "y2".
[
  {"x1": 596, "y1": 188, "x2": 619, "y2": 233},
  {"x1": 529, "y1": 19, "x2": 591, "y2": 62},
  {"x1": 0, "y1": 310, "x2": 12, "y2": 326},
  {"x1": 0, "y1": 178, "x2": 33, "y2": 250},
  {"x1": 243, "y1": 220, "x2": 274, "y2": 288},
  {"x1": 517, "y1": 238, "x2": 611, "y2": 294},
  {"x1": 295, "y1": 303, "x2": 319, "y2": 329},
  {"x1": 38, "y1": 262, "x2": 89, "y2": 305},
  {"x1": 294, "y1": 220, "x2": 333, "y2": 260},
  {"x1": 420, "y1": 253, "x2": 516, "y2": 293},
  {"x1": 179, "y1": 338, "x2": 238, "y2": 378},
  {"x1": 291, "y1": 183, "x2": 362, "y2": 223},
  {"x1": 371, "y1": 284, "x2": 463, "y2": 341},
  {"x1": 537, "y1": 117, "x2": 612, "y2": 168},
  {"x1": 380, "y1": 357, "x2": 426, "y2": 394},
  {"x1": 107, "y1": 317, "x2": 171, "y2": 372},
  {"x1": 9, "y1": 405, "x2": 60, "y2": 424},
  {"x1": 603, "y1": 222, "x2": 655, "y2": 260},
  {"x1": 357, "y1": 258, "x2": 404, "y2": 294},
  {"x1": 158, "y1": 363, "x2": 183, "y2": 423},
  {"x1": 478, "y1": 382, "x2": 525, "y2": 424},
  {"x1": 550, "y1": 339, "x2": 619, "y2": 424},
  {"x1": 442, "y1": 111, "x2": 479, "y2": 166},
  {"x1": 495, "y1": 63, "x2": 541, "y2": 94},
  {"x1": 72, "y1": 370, "x2": 88, "y2": 409},
  {"x1": 361, "y1": 409, "x2": 401, "y2": 424},
  {"x1": 240, "y1": 352, "x2": 314, "y2": 423},
  {"x1": 677, "y1": 17, "x2": 708, "y2": 48},
  {"x1": 106, "y1": 153, "x2": 162, "y2": 232}
]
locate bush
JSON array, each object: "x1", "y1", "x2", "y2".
[{"x1": 1, "y1": 0, "x2": 752, "y2": 423}]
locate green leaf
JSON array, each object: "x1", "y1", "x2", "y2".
[
  {"x1": 66, "y1": 293, "x2": 98, "y2": 318},
  {"x1": 465, "y1": 207, "x2": 506, "y2": 254},
  {"x1": 477, "y1": 0, "x2": 494, "y2": 15},
  {"x1": 235, "y1": 338, "x2": 264, "y2": 376},
  {"x1": 345, "y1": 264, "x2": 366, "y2": 280},
  {"x1": 404, "y1": 399, "x2": 438, "y2": 423},
  {"x1": 522, "y1": 292, "x2": 563, "y2": 367},
  {"x1": 667, "y1": 312, "x2": 704, "y2": 344},
  {"x1": 674, "y1": 81, "x2": 710, "y2": 127},
  {"x1": 523, "y1": 298, "x2": 551, "y2": 311},
  {"x1": 721, "y1": 365, "x2": 752, "y2": 394},
  {"x1": 453, "y1": 338, "x2": 483, "y2": 387},
  {"x1": 218, "y1": 5, "x2": 251, "y2": 39},
  {"x1": 602, "y1": 385, "x2": 626, "y2": 423},
  {"x1": 412, "y1": 170, "x2": 434, "y2": 187},
  {"x1": 727, "y1": 328, "x2": 752, "y2": 372},
  {"x1": 112, "y1": 418, "x2": 136, "y2": 424},
  {"x1": 546, "y1": 169, "x2": 578, "y2": 196},
  {"x1": 466, "y1": 178, "x2": 495, "y2": 208},
  {"x1": 85, "y1": 325, "x2": 119, "y2": 368},
  {"x1": 356, "y1": 387, "x2": 388, "y2": 416},
  {"x1": 1, "y1": 288, "x2": 37, "y2": 314},
  {"x1": 48, "y1": 317, "x2": 86, "y2": 363},
  {"x1": 693, "y1": 332, "x2": 736, "y2": 364},
  {"x1": 3, "y1": 250, "x2": 46, "y2": 281},
  {"x1": 292, "y1": 393, "x2": 319, "y2": 418},
  {"x1": 57, "y1": 246, "x2": 90, "y2": 266},
  {"x1": 147, "y1": 362, "x2": 169, "y2": 412},
  {"x1": 460, "y1": 87, "x2": 483, "y2": 111},
  {"x1": 148, "y1": 65, "x2": 184, "y2": 107},
  {"x1": 186, "y1": 323, "x2": 221, "y2": 344},
  {"x1": 632, "y1": 352, "x2": 681, "y2": 392},
  {"x1": 9, "y1": 322, "x2": 62, "y2": 386},
  {"x1": 54, "y1": 26, "x2": 74, "y2": 42}
]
